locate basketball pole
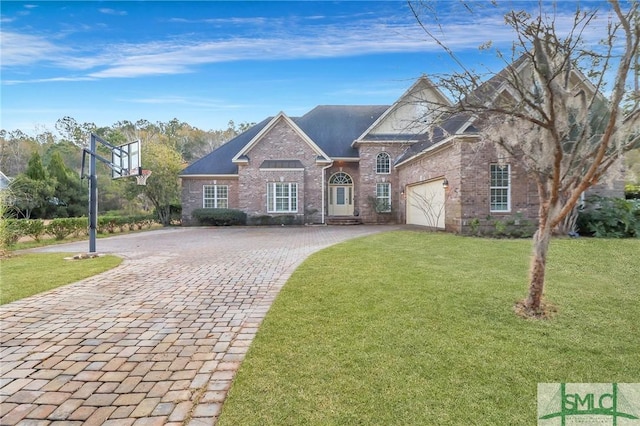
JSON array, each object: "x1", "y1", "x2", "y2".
[
  {"x1": 82, "y1": 133, "x2": 139, "y2": 253},
  {"x1": 89, "y1": 134, "x2": 98, "y2": 253}
]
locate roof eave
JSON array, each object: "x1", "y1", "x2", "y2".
[
  {"x1": 331, "y1": 157, "x2": 360, "y2": 162},
  {"x1": 179, "y1": 174, "x2": 239, "y2": 179},
  {"x1": 395, "y1": 134, "x2": 481, "y2": 169}
]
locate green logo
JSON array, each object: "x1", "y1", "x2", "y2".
[{"x1": 538, "y1": 383, "x2": 640, "y2": 425}]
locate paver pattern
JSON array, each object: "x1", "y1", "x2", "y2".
[{"x1": 1, "y1": 226, "x2": 397, "y2": 425}]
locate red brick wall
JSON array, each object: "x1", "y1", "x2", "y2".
[
  {"x1": 238, "y1": 119, "x2": 325, "y2": 224},
  {"x1": 397, "y1": 141, "x2": 463, "y2": 232},
  {"x1": 357, "y1": 144, "x2": 409, "y2": 223},
  {"x1": 396, "y1": 138, "x2": 541, "y2": 234},
  {"x1": 180, "y1": 177, "x2": 239, "y2": 225}
]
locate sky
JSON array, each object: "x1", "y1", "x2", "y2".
[{"x1": 0, "y1": 1, "x2": 613, "y2": 135}]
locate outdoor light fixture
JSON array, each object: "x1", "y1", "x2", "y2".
[{"x1": 442, "y1": 179, "x2": 449, "y2": 189}]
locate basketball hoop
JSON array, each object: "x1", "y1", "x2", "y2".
[{"x1": 135, "y1": 169, "x2": 152, "y2": 186}]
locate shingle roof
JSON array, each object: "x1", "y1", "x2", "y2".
[
  {"x1": 394, "y1": 113, "x2": 478, "y2": 165},
  {"x1": 293, "y1": 105, "x2": 389, "y2": 158},
  {"x1": 180, "y1": 105, "x2": 388, "y2": 176}
]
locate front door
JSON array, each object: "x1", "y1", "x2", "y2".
[{"x1": 328, "y1": 172, "x2": 354, "y2": 216}]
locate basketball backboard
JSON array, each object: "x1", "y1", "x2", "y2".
[{"x1": 111, "y1": 139, "x2": 141, "y2": 179}]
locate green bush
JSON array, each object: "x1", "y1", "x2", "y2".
[
  {"x1": 466, "y1": 214, "x2": 536, "y2": 238},
  {"x1": 625, "y1": 183, "x2": 640, "y2": 199},
  {"x1": 97, "y1": 216, "x2": 115, "y2": 234},
  {"x1": 131, "y1": 214, "x2": 156, "y2": 229},
  {"x1": 577, "y1": 196, "x2": 640, "y2": 238},
  {"x1": 46, "y1": 218, "x2": 84, "y2": 240},
  {"x1": 98, "y1": 214, "x2": 156, "y2": 233},
  {"x1": 22, "y1": 219, "x2": 46, "y2": 241},
  {"x1": 491, "y1": 214, "x2": 536, "y2": 238},
  {"x1": 1, "y1": 219, "x2": 22, "y2": 247},
  {"x1": 192, "y1": 208, "x2": 247, "y2": 226},
  {"x1": 247, "y1": 214, "x2": 301, "y2": 226}
]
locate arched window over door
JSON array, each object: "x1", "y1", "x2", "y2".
[
  {"x1": 329, "y1": 172, "x2": 353, "y2": 185},
  {"x1": 328, "y1": 172, "x2": 354, "y2": 216}
]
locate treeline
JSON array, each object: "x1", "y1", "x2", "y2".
[{"x1": 1, "y1": 116, "x2": 251, "y2": 224}]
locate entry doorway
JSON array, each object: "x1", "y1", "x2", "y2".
[{"x1": 328, "y1": 172, "x2": 354, "y2": 216}]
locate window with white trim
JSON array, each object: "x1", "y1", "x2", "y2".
[
  {"x1": 376, "y1": 183, "x2": 392, "y2": 212},
  {"x1": 203, "y1": 184, "x2": 228, "y2": 209},
  {"x1": 267, "y1": 182, "x2": 298, "y2": 213},
  {"x1": 490, "y1": 164, "x2": 510, "y2": 212},
  {"x1": 376, "y1": 152, "x2": 391, "y2": 174}
]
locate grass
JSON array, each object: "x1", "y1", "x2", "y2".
[
  {"x1": 0, "y1": 252, "x2": 122, "y2": 305},
  {"x1": 217, "y1": 231, "x2": 640, "y2": 426}
]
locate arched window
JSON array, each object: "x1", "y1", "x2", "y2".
[
  {"x1": 329, "y1": 172, "x2": 353, "y2": 184},
  {"x1": 376, "y1": 152, "x2": 390, "y2": 174}
]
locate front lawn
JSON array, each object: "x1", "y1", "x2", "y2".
[
  {"x1": 0, "y1": 253, "x2": 122, "y2": 305},
  {"x1": 218, "y1": 231, "x2": 639, "y2": 425}
]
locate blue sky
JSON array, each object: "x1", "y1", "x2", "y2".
[{"x1": 1, "y1": 1, "x2": 610, "y2": 135}]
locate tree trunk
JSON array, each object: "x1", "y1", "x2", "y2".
[
  {"x1": 157, "y1": 205, "x2": 171, "y2": 226},
  {"x1": 525, "y1": 224, "x2": 552, "y2": 312}
]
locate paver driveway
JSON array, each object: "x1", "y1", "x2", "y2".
[{"x1": 0, "y1": 225, "x2": 397, "y2": 425}]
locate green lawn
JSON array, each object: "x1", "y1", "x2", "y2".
[
  {"x1": 0, "y1": 253, "x2": 122, "y2": 305},
  {"x1": 218, "y1": 231, "x2": 639, "y2": 426}
]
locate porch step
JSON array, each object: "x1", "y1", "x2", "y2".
[{"x1": 326, "y1": 216, "x2": 363, "y2": 225}]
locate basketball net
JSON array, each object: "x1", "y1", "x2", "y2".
[{"x1": 135, "y1": 170, "x2": 152, "y2": 186}]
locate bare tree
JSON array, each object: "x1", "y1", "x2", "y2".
[
  {"x1": 409, "y1": 1, "x2": 639, "y2": 315},
  {"x1": 407, "y1": 186, "x2": 448, "y2": 229}
]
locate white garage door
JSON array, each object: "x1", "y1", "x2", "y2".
[{"x1": 406, "y1": 179, "x2": 446, "y2": 229}]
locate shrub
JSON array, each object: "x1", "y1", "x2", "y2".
[
  {"x1": 247, "y1": 214, "x2": 302, "y2": 226},
  {"x1": 97, "y1": 214, "x2": 156, "y2": 233},
  {"x1": 23, "y1": 219, "x2": 46, "y2": 241},
  {"x1": 493, "y1": 214, "x2": 536, "y2": 238},
  {"x1": 98, "y1": 216, "x2": 118, "y2": 234},
  {"x1": 248, "y1": 215, "x2": 273, "y2": 226},
  {"x1": 1, "y1": 219, "x2": 22, "y2": 247},
  {"x1": 46, "y1": 218, "x2": 84, "y2": 240},
  {"x1": 466, "y1": 214, "x2": 535, "y2": 238},
  {"x1": 192, "y1": 208, "x2": 247, "y2": 226},
  {"x1": 625, "y1": 183, "x2": 640, "y2": 200},
  {"x1": 577, "y1": 196, "x2": 640, "y2": 238},
  {"x1": 469, "y1": 218, "x2": 481, "y2": 236}
]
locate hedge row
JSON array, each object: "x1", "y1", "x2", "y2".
[
  {"x1": 191, "y1": 209, "x2": 305, "y2": 226},
  {"x1": 191, "y1": 208, "x2": 247, "y2": 226},
  {"x1": 2, "y1": 215, "x2": 157, "y2": 247}
]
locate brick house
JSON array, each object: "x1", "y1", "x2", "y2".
[{"x1": 180, "y1": 71, "x2": 623, "y2": 232}]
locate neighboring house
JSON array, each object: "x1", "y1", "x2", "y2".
[
  {"x1": 180, "y1": 65, "x2": 624, "y2": 233},
  {"x1": 0, "y1": 171, "x2": 12, "y2": 191}
]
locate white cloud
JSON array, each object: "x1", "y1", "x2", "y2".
[
  {"x1": 125, "y1": 95, "x2": 246, "y2": 110},
  {"x1": 99, "y1": 8, "x2": 127, "y2": 16},
  {"x1": 2, "y1": 76, "x2": 96, "y2": 85},
  {"x1": 0, "y1": 6, "x2": 615, "y2": 83},
  {"x1": 0, "y1": 31, "x2": 69, "y2": 67}
]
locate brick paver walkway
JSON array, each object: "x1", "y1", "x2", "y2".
[{"x1": 1, "y1": 226, "x2": 396, "y2": 425}]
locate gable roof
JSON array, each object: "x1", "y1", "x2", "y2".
[
  {"x1": 180, "y1": 117, "x2": 272, "y2": 176},
  {"x1": 394, "y1": 112, "x2": 478, "y2": 167},
  {"x1": 356, "y1": 76, "x2": 452, "y2": 145},
  {"x1": 180, "y1": 105, "x2": 388, "y2": 176},
  {"x1": 233, "y1": 112, "x2": 331, "y2": 162}
]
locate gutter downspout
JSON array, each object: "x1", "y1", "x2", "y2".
[{"x1": 321, "y1": 161, "x2": 334, "y2": 224}]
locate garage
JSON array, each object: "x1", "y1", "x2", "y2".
[{"x1": 406, "y1": 179, "x2": 446, "y2": 229}]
